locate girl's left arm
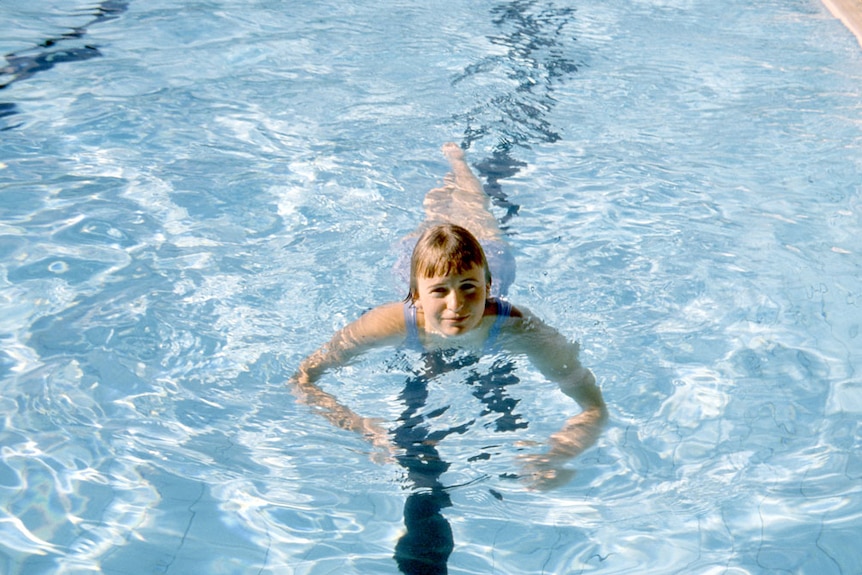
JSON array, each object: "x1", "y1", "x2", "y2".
[{"x1": 507, "y1": 310, "x2": 608, "y2": 489}]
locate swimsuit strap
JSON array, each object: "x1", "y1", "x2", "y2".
[
  {"x1": 402, "y1": 300, "x2": 422, "y2": 350},
  {"x1": 484, "y1": 298, "x2": 513, "y2": 354}
]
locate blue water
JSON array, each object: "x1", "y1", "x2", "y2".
[{"x1": 2, "y1": 0, "x2": 861, "y2": 573}]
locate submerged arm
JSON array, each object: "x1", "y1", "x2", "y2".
[
  {"x1": 508, "y1": 311, "x2": 608, "y2": 489},
  {"x1": 288, "y1": 303, "x2": 404, "y2": 452}
]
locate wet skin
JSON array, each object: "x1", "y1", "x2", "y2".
[{"x1": 413, "y1": 265, "x2": 489, "y2": 338}]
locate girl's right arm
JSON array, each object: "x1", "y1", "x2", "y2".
[{"x1": 288, "y1": 302, "x2": 405, "y2": 451}]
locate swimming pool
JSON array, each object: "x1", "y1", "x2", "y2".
[{"x1": 1, "y1": 0, "x2": 861, "y2": 573}]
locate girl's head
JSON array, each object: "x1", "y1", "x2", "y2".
[{"x1": 406, "y1": 224, "x2": 491, "y2": 303}]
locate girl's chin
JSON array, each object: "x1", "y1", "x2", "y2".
[{"x1": 433, "y1": 320, "x2": 477, "y2": 337}]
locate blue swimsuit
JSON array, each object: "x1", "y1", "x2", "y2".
[{"x1": 402, "y1": 298, "x2": 513, "y2": 354}]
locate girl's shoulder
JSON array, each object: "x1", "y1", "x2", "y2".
[
  {"x1": 496, "y1": 305, "x2": 580, "y2": 359},
  {"x1": 495, "y1": 303, "x2": 558, "y2": 340},
  {"x1": 347, "y1": 302, "x2": 407, "y2": 346},
  {"x1": 489, "y1": 298, "x2": 524, "y2": 321}
]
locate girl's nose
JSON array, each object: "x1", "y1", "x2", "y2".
[{"x1": 446, "y1": 291, "x2": 463, "y2": 311}]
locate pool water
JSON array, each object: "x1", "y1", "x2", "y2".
[{"x1": 2, "y1": 0, "x2": 861, "y2": 573}]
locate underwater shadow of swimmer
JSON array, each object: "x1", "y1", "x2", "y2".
[
  {"x1": 0, "y1": 0, "x2": 129, "y2": 127},
  {"x1": 1, "y1": 46, "x2": 103, "y2": 89},
  {"x1": 392, "y1": 351, "x2": 526, "y2": 574},
  {"x1": 474, "y1": 147, "x2": 526, "y2": 226}
]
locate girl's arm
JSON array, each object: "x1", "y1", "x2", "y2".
[
  {"x1": 288, "y1": 302, "x2": 405, "y2": 453},
  {"x1": 505, "y1": 309, "x2": 608, "y2": 490}
]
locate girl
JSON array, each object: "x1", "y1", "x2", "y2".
[{"x1": 288, "y1": 143, "x2": 607, "y2": 491}]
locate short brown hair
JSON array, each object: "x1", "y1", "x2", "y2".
[{"x1": 406, "y1": 224, "x2": 491, "y2": 302}]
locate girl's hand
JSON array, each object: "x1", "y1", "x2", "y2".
[
  {"x1": 357, "y1": 416, "x2": 397, "y2": 465},
  {"x1": 516, "y1": 452, "x2": 576, "y2": 491}
]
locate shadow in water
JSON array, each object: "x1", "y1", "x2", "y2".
[
  {"x1": 454, "y1": 0, "x2": 582, "y2": 225},
  {"x1": 392, "y1": 350, "x2": 525, "y2": 574},
  {"x1": 0, "y1": 0, "x2": 129, "y2": 129}
]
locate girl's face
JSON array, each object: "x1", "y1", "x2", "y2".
[{"x1": 414, "y1": 264, "x2": 489, "y2": 337}]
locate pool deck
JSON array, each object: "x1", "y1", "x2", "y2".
[{"x1": 821, "y1": 0, "x2": 862, "y2": 48}]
